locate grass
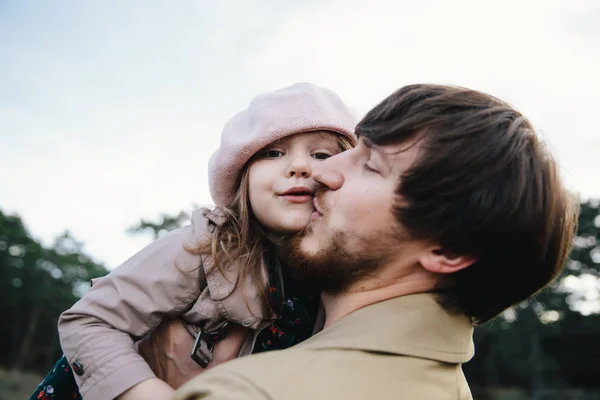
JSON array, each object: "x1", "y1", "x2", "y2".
[
  {"x1": 0, "y1": 368, "x2": 43, "y2": 400},
  {"x1": 472, "y1": 387, "x2": 600, "y2": 400}
]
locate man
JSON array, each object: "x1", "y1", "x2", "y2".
[{"x1": 164, "y1": 84, "x2": 577, "y2": 399}]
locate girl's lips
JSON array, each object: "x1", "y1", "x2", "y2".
[{"x1": 281, "y1": 194, "x2": 314, "y2": 204}]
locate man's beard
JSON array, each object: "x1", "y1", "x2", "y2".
[{"x1": 288, "y1": 226, "x2": 390, "y2": 295}]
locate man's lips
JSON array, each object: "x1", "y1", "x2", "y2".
[
  {"x1": 311, "y1": 197, "x2": 324, "y2": 221},
  {"x1": 312, "y1": 197, "x2": 323, "y2": 215}
]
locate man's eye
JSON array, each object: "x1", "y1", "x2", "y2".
[
  {"x1": 312, "y1": 152, "x2": 331, "y2": 160},
  {"x1": 263, "y1": 150, "x2": 284, "y2": 158},
  {"x1": 363, "y1": 163, "x2": 379, "y2": 174}
]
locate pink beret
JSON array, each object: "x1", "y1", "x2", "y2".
[{"x1": 208, "y1": 82, "x2": 360, "y2": 206}]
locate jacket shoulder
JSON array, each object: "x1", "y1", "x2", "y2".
[{"x1": 184, "y1": 347, "x2": 472, "y2": 400}]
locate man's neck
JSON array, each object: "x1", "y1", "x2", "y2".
[{"x1": 321, "y1": 273, "x2": 439, "y2": 328}]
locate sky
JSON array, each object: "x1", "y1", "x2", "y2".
[{"x1": 1, "y1": 0, "x2": 599, "y2": 273}]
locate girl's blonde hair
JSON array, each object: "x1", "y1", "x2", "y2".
[{"x1": 188, "y1": 133, "x2": 355, "y2": 316}]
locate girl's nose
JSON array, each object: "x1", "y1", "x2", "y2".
[{"x1": 286, "y1": 155, "x2": 311, "y2": 178}]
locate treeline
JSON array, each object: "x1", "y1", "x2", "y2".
[{"x1": 0, "y1": 211, "x2": 107, "y2": 372}]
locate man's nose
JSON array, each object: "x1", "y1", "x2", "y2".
[{"x1": 313, "y1": 153, "x2": 344, "y2": 190}]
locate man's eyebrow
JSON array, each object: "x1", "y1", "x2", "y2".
[
  {"x1": 367, "y1": 142, "x2": 397, "y2": 173},
  {"x1": 361, "y1": 137, "x2": 385, "y2": 159},
  {"x1": 361, "y1": 136, "x2": 374, "y2": 148},
  {"x1": 359, "y1": 137, "x2": 392, "y2": 170}
]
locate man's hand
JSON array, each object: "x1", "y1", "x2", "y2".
[{"x1": 137, "y1": 318, "x2": 249, "y2": 389}]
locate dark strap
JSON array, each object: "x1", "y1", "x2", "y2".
[
  {"x1": 186, "y1": 249, "x2": 282, "y2": 367},
  {"x1": 263, "y1": 247, "x2": 285, "y2": 316},
  {"x1": 186, "y1": 321, "x2": 230, "y2": 368}
]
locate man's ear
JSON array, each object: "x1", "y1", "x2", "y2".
[{"x1": 420, "y1": 248, "x2": 477, "y2": 274}]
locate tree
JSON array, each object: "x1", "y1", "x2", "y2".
[
  {"x1": 465, "y1": 199, "x2": 600, "y2": 396},
  {"x1": 0, "y1": 209, "x2": 107, "y2": 373},
  {"x1": 126, "y1": 210, "x2": 191, "y2": 240}
]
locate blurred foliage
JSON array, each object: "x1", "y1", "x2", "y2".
[
  {"x1": 464, "y1": 200, "x2": 600, "y2": 397},
  {"x1": 0, "y1": 210, "x2": 107, "y2": 374},
  {"x1": 126, "y1": 210, "x2": 190, "y2": 240}
]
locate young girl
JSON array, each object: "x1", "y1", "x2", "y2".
[{"x1": 30, "y1": 82, "x2": 359, "y2": 400}]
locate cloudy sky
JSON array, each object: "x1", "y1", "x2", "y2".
[{"x1": 1, "y1": 0, "x2": 599, "y2": 269}]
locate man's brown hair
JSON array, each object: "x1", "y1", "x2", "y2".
[{"x1": 357, "y1": 84, "x2": 578, "y2": 324}]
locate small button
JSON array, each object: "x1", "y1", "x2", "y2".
[{"x1": 72, "y1": 360, "x2": 84, "y2": 376}]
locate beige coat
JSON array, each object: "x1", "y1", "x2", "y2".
[
  {"x1": 58, "y1": 208, "x2": 290, "y2": 400},
  {"x1": 172, "y1": 293, "x2": 475, "y2": 400}
]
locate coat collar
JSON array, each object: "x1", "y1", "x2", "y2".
[
  {"x1": 297, "y1": 293, "x2": 474, "y2": 364},
  {"x1": 192, "y1": 208, "x2": 270, "y2": 329}
]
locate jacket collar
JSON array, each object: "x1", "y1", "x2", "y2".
[
  {"x1": 206, "y1": 207, "x2": 228, "y2": 227},
  {"x1": 193, "y1": 208, "x2": 270, "y2": 329},
  {"x1": 297, "y1": 293, "x2": 474, "y2": 364}
]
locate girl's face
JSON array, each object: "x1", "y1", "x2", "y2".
[{"x1": 248, "y1": 131, "x2": 344, "y2": 235}]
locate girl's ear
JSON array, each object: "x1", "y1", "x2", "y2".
[{"x1": 420, "y1": 248, "x2": 476, "y2": 274}]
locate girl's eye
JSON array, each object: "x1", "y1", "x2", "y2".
[
  {"x1": 312, "y1": 152, "x2": 331, "y2": 160},
  {"x1": 263, "y1": 150, "x2": 284, "y2": 158},
  {"x1": 363, "y1": 163, "x2": 379, "y2": 174}
]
